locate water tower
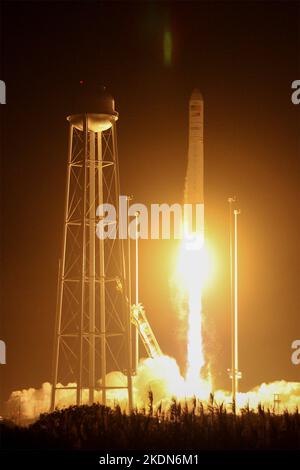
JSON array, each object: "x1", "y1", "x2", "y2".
[{"x1": 50, "y1": 85, "x2": 133, "y2": 411}]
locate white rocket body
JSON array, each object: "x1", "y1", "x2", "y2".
[{"x1": 184, "y1": 89, "x2": 204, "y2": 234}]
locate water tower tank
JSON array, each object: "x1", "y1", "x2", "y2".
[{"x1": 67, "y1": 85, "x2": 119, "y2": 132}]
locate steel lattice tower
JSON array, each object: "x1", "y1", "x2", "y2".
[{"x1": 51, "y1": 87, "x2": 133, "y2": 411}]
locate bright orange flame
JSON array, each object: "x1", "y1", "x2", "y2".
[{"x1": 176, "y1": 223, "x2": 212, "y2": 397}]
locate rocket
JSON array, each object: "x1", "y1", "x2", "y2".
[{"x1": 184, "y1": 89, "x2": 204, "y2": 234}]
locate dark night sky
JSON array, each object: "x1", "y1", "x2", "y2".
[{"x1": 0, "y1": 1, "x2": 299, "y2": 411}]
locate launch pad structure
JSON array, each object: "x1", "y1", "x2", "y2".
[{"x1": 50, "y1": 87, "x2": 161, "y2": 412}]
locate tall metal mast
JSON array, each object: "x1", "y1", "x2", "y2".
[
  {"x1": 228, "y1": 196, "x2": 236, "y2": 404},
  {"x1": 135, "y1": 211, "x2": 139, "y2": 371},
  {"x1": 233, "y1": 209, "x2": 241, "y2": 398}
]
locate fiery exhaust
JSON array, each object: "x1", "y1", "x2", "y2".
[{"x1": 175, "y1": 223, "x2": 212, "y2": 398}]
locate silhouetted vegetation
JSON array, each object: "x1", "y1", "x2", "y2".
[{"x1": 1, "y1": 397, "x2": 300, "y2": 450}]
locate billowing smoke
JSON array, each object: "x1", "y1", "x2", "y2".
[
  {"x1": 134, "y1": 355, "x2": 185, "y2": 407},
  {"x1": 5, "y1": 355, "x2": 300, "y2": 422}
]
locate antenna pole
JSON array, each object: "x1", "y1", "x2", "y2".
[
  {"x1": 228, "y1": 197, "x2": 236, "y2": 405},
  {"x1": 234, "y1": 208, "x2": 241, "y2": 398},
  {"x1": 135, "y1": 212, "x2": 139, "y2": 371}
]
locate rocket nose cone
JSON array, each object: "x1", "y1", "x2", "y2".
[{"x1": 190, "y1": 88, "x2": 203, "y2": 100}]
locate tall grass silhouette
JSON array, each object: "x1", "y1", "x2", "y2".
[{"x1": 2, "y1": 394, "x2": 300, "y2": 450}]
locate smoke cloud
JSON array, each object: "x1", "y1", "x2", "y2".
[{"x1": 5, "y1": 355, "x2": 300, "y2": 422}]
